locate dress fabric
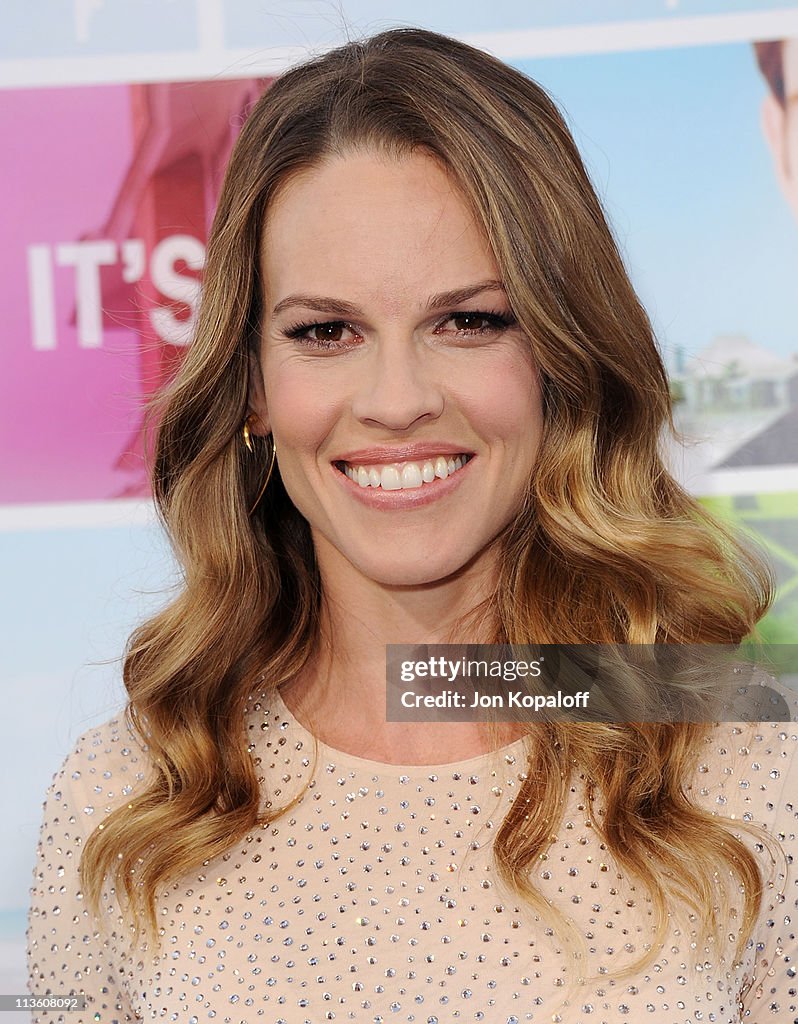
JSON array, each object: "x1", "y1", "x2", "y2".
[{"x1": 27, "y1": 680, "x2": 798, "y2": 1024}]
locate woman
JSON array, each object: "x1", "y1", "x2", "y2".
[{"x1": 27, "y1": 27, "x2": 797, "y2": 1023}]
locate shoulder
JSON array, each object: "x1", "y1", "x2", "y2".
[
  {"x1": 43, "y1": 710, "x2": 154, "y2": 839},
  {"x1": 690, "y1": 671, "x2": 798, "y2": 831},
  {"x1": 701, "y1": 672, "x2": 798, "y2": 1012}
]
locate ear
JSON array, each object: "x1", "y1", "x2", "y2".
[
  {"x1": 246, "y1": 346, "x2": 271, "y2": 435},
  {"x1": 761, "y1": 91, "x2": 790, "y2": 201}
]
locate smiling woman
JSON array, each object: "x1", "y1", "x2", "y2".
[
  {"x1": 248, "y1": 150, "x2": 542, "y2": 586},
  {"x1": 27, "y1": 25, "x2": 797, "y2": 1024}
]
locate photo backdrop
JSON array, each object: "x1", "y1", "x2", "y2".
[{"x1": 3, "y1": 2, "x2": 798, "y2": 1014}]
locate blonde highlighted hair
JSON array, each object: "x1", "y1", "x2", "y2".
[{"x1": 81, "y1": 27, "x2": 776, "y2": 985}]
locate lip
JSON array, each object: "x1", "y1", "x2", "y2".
[
  {"x1": 331, "y1": 454, "x2": 474, "y2": 510},
  {"x1": 333, "y1": 442, "x2": 475, "y2": 466}
]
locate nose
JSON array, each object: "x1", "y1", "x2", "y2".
[{"x1": 350, "y1": 333, "x2": 445, "y2": 431}]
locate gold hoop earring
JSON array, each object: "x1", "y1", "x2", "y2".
[
  {"x1": 242, "y1": 417, "x2": 255, "y2": 454},
  {"x1": 242, "y1": 416, "x2": 277, "y2": 515}
]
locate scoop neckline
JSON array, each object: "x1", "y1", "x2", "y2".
[{"x1": 268, "y1": 685, "x2": 530, "y2": 777}]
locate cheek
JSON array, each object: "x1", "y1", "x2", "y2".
[
  {"x1": 464, "y1": 355, "x2": 542, "y2": 443},
  {"x1": 264, "y1": 362, "x2": 342, "y2": 449}
]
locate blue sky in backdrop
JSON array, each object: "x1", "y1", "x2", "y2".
[
  {"x1": 0, "y1": 521, "x2": 176, "y2": 909},
  {"x1": 518, "y1": 42, "x2": 798, "y2": 364}
]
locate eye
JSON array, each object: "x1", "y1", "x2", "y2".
[
  {"x1": 437, "y1": 311, "x2": 516, "y2": 336},
  {"x1": 282, "y1": 320, "x2": 360, "y2": 350}
]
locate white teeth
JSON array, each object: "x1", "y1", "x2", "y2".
[
  {"x1": 342, "y1": 454, "x2": 471, "y2": 490},
  {"x1": 401, "y1": 463, "x2": 423, "y2": 488},
  {"x1": 379, "y1": 465, "x2": 402, "y2": 490}
]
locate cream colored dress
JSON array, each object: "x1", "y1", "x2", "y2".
[{"x1": 27, "y1": 680, "x2": 798, "y2": 1023}]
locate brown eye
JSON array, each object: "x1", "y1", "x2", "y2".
[
  {"x1": 441, "y1": 312, "x2": 512, "y2": 336},
  {"x1": 312, "y1": 324, "x2": 346, "y2": 342},
  {"x1": 284, "y1": 319, "x2": 360, "y2": 351},
  {"x1": 452, "y1": 314, "x2": 489, "y2": 332}
]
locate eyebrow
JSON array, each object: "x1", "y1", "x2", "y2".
[{"x1": 270, "y1": 279, "x2": 506, "y2": 319}]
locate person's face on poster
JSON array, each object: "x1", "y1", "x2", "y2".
[{"x1": 762, "y1": 38, "x2": 798, "y2": 222}]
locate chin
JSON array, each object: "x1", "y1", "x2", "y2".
[{"x1": 352, "y1": 550, "x2": 479, "y2": 588}]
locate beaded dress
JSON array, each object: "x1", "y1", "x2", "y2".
[{"x1": 28, "y1": 681, "x2": 798, "y2": 1023}]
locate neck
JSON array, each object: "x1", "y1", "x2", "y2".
[{"x1": 278, "y1": 534, "x2": 526, "y2": 765}]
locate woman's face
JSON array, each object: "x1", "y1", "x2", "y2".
[{"x1": 250, "y1": 148, "x2": 543, "y2": 588}]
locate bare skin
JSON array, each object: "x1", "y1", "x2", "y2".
[{"x1": 760, "y1": 38, "x2": 798, "y2": 222}]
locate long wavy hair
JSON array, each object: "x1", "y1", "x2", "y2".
[{"x1": 81, "y1": 27, "x2": 776, "y2": 985}]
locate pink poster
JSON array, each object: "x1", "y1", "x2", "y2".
[{"x1": 1, "y1": 77, "x2": 269, "y2": 503}]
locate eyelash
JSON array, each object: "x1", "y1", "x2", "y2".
[{"x1": 281, "y1": 310, "x2": 517, "y2": 351}]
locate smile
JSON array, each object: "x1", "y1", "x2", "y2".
[{"x1": 336, "y1": 454, "x2": 472, "y2": 490}]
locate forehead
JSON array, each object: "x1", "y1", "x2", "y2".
[{"x1": 259, "y1": 150, "x2": 499, "y2": 314}]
